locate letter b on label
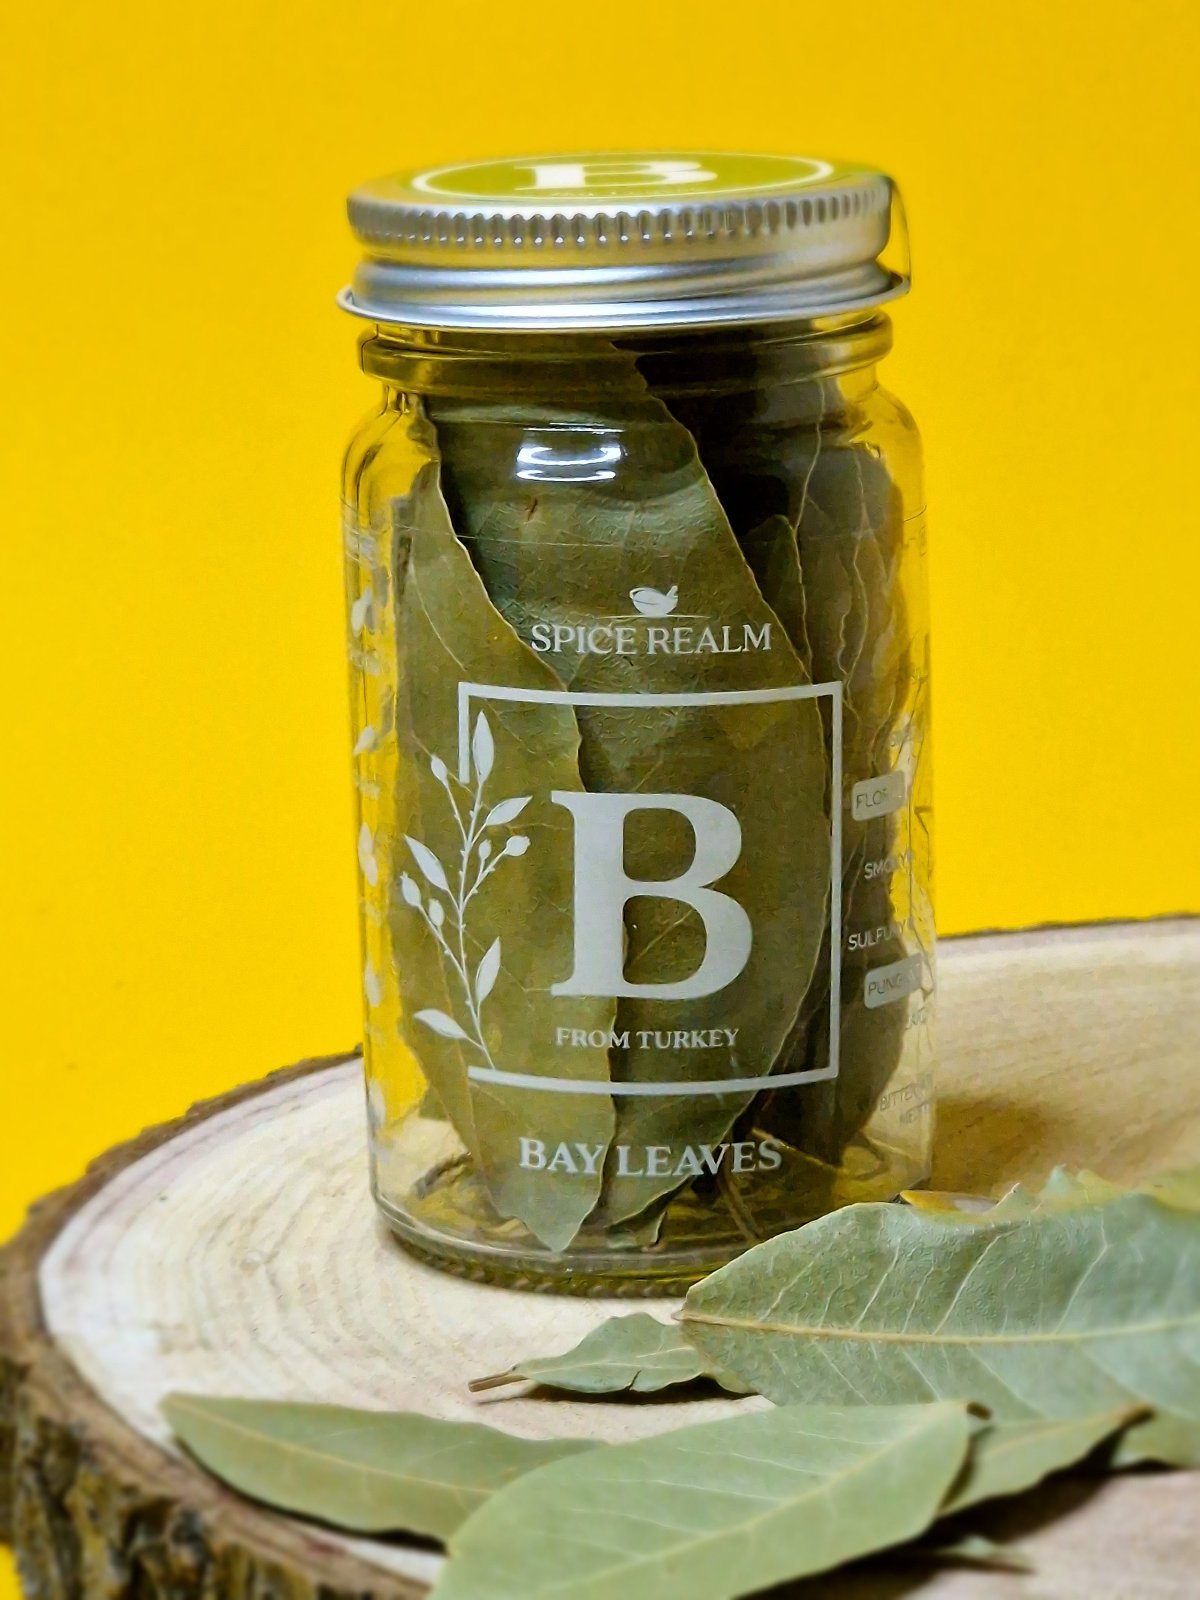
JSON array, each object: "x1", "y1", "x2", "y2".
[{"x1": 550, "y1": 792, "x2": 752, "y2": 1000}]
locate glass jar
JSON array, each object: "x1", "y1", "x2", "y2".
[{"x1": 340, "y1": 154, "x2": 934, "y2": 1293}]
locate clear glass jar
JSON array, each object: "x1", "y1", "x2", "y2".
[{"x1": 340, "y1": 155, "x2": 934, "y2": 1293}]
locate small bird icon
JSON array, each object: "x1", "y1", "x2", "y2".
[{"x1": 629, "y1": 584, "x2": 679, "y2": 617}]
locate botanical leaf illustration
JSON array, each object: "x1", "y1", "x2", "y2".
[
  {"x1": 429, "y1": 389, "x2": 830, "y2": 1230},
  {"x1": 483, "y1": 796, "x2": 530, "y2": 828},
  {"x1": 415, "y1": 1009, "x2": 471, "y2": 1042},
  {"x1": 468, "y1": 1312, "x2": 747, "y2": 1396},
  {"x1": 405, "y1": 834, "x2": 450, "y2": 893},
  {"x1": 943, "y1": 1407, "x2": 1145, "y2": 1515},
  {"x1": 356, "y1": 822, "x2": 378, "y2": 886},
  {"x1": 386, "y1": 402, "x2": 615, "y2": 1251},
  {"x1": 681, "y1": 1194, "x2": 1200, "y2": 1466},
  {"x1": 162, "y1": 1394, "x2": 595, "y2": 1540},
  {"x1": 432, "y1": 1402, "x2": 972, "y2": 1600},
  {"x1": 474, "y1": 938, "x2": 501, "y2": 1007},
  {"x1": 471, "y1": 710, "x2": 494, "y2": 783},
  {"x1": 350, "y1": 585, "x2": 374, "y2": 635}
]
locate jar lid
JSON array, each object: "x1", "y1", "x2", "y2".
[{"x1": 340, "y1": 151, "x2": 909, "y2": 332}]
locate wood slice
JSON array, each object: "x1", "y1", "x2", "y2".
[{"x1": 2, "y1": 921, "x2": 1198, "y2": 1600}]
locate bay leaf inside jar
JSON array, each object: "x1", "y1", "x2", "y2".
[
  {"x1": 425, "y1": 389, "x2": 831, "y2": 1231},
  {"x1": 386, "y1": 402, "x2": 616, "y2": 1252},
  {"x1": 655, "y1": 375, "x2": 916, "y2": 1176}
]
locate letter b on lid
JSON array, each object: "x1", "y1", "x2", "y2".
[{"x1": 516, "y1": 159, "x2": 719, "y2": 193}]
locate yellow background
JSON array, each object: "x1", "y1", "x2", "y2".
[{"x1": 2, "y1": 1, "x2": 1198, "y2": 1590}]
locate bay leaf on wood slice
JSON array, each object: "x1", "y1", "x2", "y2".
[
  {"x1": 432, "y1": 1402, "x2": 972, "y2": 1600},
  {"x1": 162, "y1": 1394, "x2": 595, "y2": 1540},
  {"x1": 1145, "y1": 1163, "x2": 1200, "y2": 1212},
  {"x1": 389, "y1": 401, "x2": 614, "y2": 1251},
  {"x1": 680, "y1": 1194, "x2": 1200, "y2": 1466},
  {"x1": 469, "y1": 1312, "x2": 749, "y2": 1396},
  {"x1": 1040, "y1": 1163, "x2": 1200, "y2": 1215},
  {"x1": 906, "y1": 1163, "x2": 1200, "y2": 1222},
  {"x1": 942, "y1": 1407, "x2": 1146, "y2": 1514},
  {"x1": 923, "y1": 1534, "x2": 1035, "y2": 1573},
  {"x1": 1037, "y1": 1166, "x2": 1128, "y2": 1209},
  {"x1": 901, "y1": 1188, "x2": 1023, "y2": 1217},
  {"x1": 428, "y1": 390, "x2": 830, "y2": 1229}
]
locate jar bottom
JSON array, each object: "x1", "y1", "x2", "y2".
[{"x1": 371, "y1": 1125, "x2": 929, "y2": 1296}]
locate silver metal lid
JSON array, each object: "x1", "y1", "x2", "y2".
[{"x1": 340, "y1": 151, "x2": 909, "y2": 332}]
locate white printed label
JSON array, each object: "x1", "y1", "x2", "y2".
[
  {"x1": 863, "y1": 954, "x2": 923, "y2": 1009},
  {"x1": 852, "y1": 770, "x2": 907, "y2": 821}
]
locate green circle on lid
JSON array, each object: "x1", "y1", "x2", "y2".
[{"x1": 409, "y1": 152, "x2": 844, "y2": 204}]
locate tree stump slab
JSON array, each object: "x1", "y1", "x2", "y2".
[{"x1": 2, "y1": 921, "x2": 1198, "y2": 1600}]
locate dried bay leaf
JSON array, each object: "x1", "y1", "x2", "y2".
[
  {"x1": 671, "y1": 385, "x2": 917, "y2": 1175},
  {"x1": 1144, "y1": 1162, "x2": 1200, "y2": 1212},
  {"x1": 797, "y1": 525, "x2": 856, "y2": 700},
  {"x1": 681, "y1": 1194, "x2": 1200, "y2": 1466},
  {"x1": 923, "y1": 1534, "x2": 1035, "y2": 1573},
  {"x1": 901, "y1": 1186, "x2": 1030, "y2": 1217},
  {"x1": 432, "y1": 1401, "x2": 973, "y2": 1600},
  {"x1": 163, "y1": 1394, "x2": 596, "y2": 1539},
  {"x1": 665, "y1": 399, "x2": 909, "y2": 782},
  {"x1": 789, "y1": 446, "x2": 912, "y2": 1127},
  {"x1": 428, "y1": 391, "x2": 830, "y2": 1229},
  {"x1": 744, "y1": 444, "x2": 914, "y2": 1172},
  {"x1": 835, "y1": 453, "x2": 910, "y2": 779},
  {"x1": 388, "y1": 402, "x2": 615, "y2": 1251},
  {"x1": 907, "y1": 1162, "x2": 1200, "y2": 1224},
  {"x1": 469, "y1": 1312, "x2": 749, "y2": 1396},
  {"x1": 739, "y1": 512, "x2": 813, "y2": 674},
  {"x1": 943, "y1": 1408, "x2": 1146, "y2": 1514},
  {"x1": 1036, "y1": 1163, "x2": 1200, "y2": 1216}
]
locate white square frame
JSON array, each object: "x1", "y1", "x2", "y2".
[{"x1": 456, "y1": 679, "x2": 843, "y2": 1097}]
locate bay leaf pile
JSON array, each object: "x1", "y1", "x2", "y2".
[
  {"x1": 166, "y1": 1158, "x2": 1200, "y2": 1599},
  {"x1": 368, "y1": 338, "x2": 930, "y2": 1263}
]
